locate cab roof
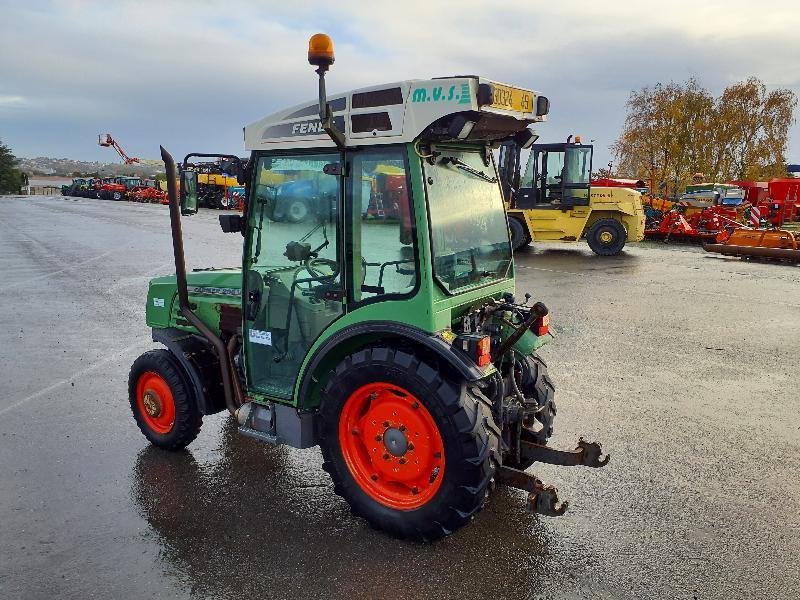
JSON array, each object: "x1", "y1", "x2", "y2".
[{"x1": 244, "y1": 76, "x2": 547, "y2": 151}]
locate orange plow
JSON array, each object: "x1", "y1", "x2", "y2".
[{"x1": 704, "y1": 228, "x2": 800, "y2": 263}]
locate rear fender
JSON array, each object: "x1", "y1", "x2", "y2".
[{"x1": 296, "y1": 321, "x2": 490, "y2": 412}]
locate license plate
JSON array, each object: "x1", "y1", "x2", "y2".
[{"x1": 489, "y1": 83, "x2": 534, "y2": 114}]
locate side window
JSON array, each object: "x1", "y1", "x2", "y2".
[{"x1": 349, "y1": 148, "x2": 418, "y2": 303}]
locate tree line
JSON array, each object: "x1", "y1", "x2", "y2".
[
  {"x1": 613, "y1": 77, "x2": 797, "y2": 196},
  {"x1": 0, "y1": 140, "x2": 27, "y2": 194}
]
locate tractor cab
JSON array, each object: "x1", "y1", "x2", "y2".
[
  {"x1": 515, "y1": 141, "x2": 593, "y2": 209},
  {"x1": 131, "y1": 33, "x2": 609, "y2": 541}
]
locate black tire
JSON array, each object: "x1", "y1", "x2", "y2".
[
  {"x1": 505, "y1": 354, "x2": 557, "y2": 471},
  {"x1": 319, "y1": 346, "x2": 500, "y2": 541},
  {"x1": 128, "y1": 349, "x2": 202, "y2": 450},
  {"x1": 586, "y1": 218, "x2": 627, "y2": 255},
  {"x1": 508, "y1": 216, "x2": 531, "y2": 251}
]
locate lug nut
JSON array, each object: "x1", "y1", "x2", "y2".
[
  {"x1": 411, "y1": 402, "x2": 420, "y2": 409},
  {"x1": 433, "y1": 451, "x2": 442, "y2": 459},
  {"x1": 371, "y1": 473, "x2": 378, "y2": 481},
  {"x1": 411, "y1": 487, "x2": 419, "y2": 495},
  {"x1": 399, "y1": 458, "x2": 406, "y2": 465},
  {"x1": 351, "y1": 427, "x2": 359, "y2": 435},
  {"x1": 383, "y1": 420, "x2": 390, "y2": 427},
  {"x1": 407, "y1": 443, "x2": 415, "y2": 451},
  {"x1": 399, "y1": 424, "x2": 406, "y2": 432},
  {"x1": 375, "y1": 434, "x2": 383, "y2": 441},
  {"x1": 383, "y1": 453, "x2": 390, "y2": 460}
]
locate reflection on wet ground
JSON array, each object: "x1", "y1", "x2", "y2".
[{"x1": 131, "y1": 419, "x2": 555, "y2": 600}]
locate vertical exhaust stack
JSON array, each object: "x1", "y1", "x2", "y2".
[{"x1": 159, "y1": 146, "x2": 238, "y2": 416}]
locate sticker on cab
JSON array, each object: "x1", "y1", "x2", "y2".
[
  {"x1": 249, "y1": 329, "x2": 272, "y2": 346},
  {"x1": 153, "y1": 298, "x2": 165, "y2": 308}
]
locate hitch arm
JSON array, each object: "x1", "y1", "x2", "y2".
[
  {"x1": 497, "y1": 466, "x2": 567, "y2": 516},
  {"x1": 520, "y1": 438, "x2": 610, "y2": 468}
]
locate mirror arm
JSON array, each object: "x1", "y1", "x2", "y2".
[{"x1": 316, "y1": 66, "x2": 346, "y2": 149}]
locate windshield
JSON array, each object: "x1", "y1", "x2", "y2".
[{"x1": 424, "y1": 148, "x2": 511, "y2": 292}]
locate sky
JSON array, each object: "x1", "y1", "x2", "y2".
[{"x1": 1, "y1": 0, "x2": 799, "y2": 172}]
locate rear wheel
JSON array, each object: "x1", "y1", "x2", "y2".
[
  {"x1": 508, "y1": 216, "x2": 531, "y2": 251},
  {"x1": 287, "y1": 199, "x2": 309, "y2": 223},
  {"x1": 319, "y1": 346, "x2": 500, "y2": 541},
  {"x1": 587, "y1": 218, "x2": 626, "y2": 255},
  {"x1": 128, "y1": 350, "x2": 202, "y2": 450},
  {"x1": 503, "y1": 354, "x2": 557, "y2": 471},
  {"x1": 112, "y1": 191, "x2": 123, "y2": 201}
]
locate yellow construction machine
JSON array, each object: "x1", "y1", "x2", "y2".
[{"x1": 498, "y1": 138, "x2": 645, "y2": 255}]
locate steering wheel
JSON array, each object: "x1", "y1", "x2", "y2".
[{"x1": 305, "y1": 257, "x2": 340, "y2": 278}]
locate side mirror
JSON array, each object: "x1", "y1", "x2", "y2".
[{"x1": 180, "y1": 170, "x2": 198, "y2": 215}]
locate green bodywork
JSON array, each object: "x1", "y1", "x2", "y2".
[{"x1": 146, "y1": 143, "x2": 550, "y2": 411}]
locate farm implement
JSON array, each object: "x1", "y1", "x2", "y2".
[
  {"x1": 645, "y1": 203, "x2": 741, "y2": 243},
  {"x1": 705, "y1": 228, "x2": 800, "y2": 263}
]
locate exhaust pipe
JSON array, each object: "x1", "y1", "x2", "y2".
[{"x1": 160, "y1": 146, "x2": 239, "y2": 416}]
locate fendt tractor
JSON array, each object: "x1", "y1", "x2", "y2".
[
  {"x1": 128, "y1": 34, "x2": 609, "y2": 540},
  {"x1": 498, "y1": 138, "x2": 646, "y2": 255}
]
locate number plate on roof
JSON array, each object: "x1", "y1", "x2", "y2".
[{"x1": 488, "y1": 83, "x2": 534, "y2": 114}]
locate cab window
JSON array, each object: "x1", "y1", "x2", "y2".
[{"x1": 348, "y1": 147, "x2": 418, "y2": 303}]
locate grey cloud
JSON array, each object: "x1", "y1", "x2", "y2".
[{"x1": 1, "y1": 1, "x2": 798, "y2": 171}]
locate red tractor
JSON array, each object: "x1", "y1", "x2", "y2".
[{"x1": 99, "y1": 176, "x2": 142, "y2": 200}]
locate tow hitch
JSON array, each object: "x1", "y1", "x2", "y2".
[{"x1": 498, "y1": 438, "x2": 609, "y2": 516}]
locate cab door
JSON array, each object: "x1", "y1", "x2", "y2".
[
  {"x1": 242, "y1": 152, "x2": 344, "y2": 400},
  {"x1": 517, "y1": 143, "x2": 593, "y2": 240}
]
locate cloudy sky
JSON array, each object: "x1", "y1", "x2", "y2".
[{"x1": 1, "y1": 0, "x2": 799, "y2": 170}]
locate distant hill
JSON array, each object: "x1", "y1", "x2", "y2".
[{"x1": 18, "y1": 156, "x2": 164, "y2": 178}]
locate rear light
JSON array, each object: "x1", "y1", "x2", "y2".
[
  {"x1": 535, "y1": 313, "x2": 550, "y2": 337},
  {"x1": 476, "y1": 336, "x2": 491, "y2": 367},
  {"x1": 454, "y1": 334, "x2": 492, "y2": 368}
]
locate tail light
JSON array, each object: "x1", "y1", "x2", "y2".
[
  {"x1": 455, "y1": 334, "x2": 492, "y2": 368},
  {"x1": 476, "y1": 336, "x2": 491, "y2": 367},
  {"x1": 535, "y1": 313, "x2": 550, "y2": 337}
]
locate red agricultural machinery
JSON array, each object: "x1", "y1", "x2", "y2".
[
  {"x1": 129, "y1": 181, "x2": 167, "y2": 204},
  {"x1": 645, "y1": 202, "x2": 742, "y2": 243},
  {"x1": 705, "y1": 228, "x2": 800, "y2": 263},
  {"x1": 728, "y1": 179, "x2": 800, "y2": 227},
  {"x1": 98, "y1": 133, "x2": 140, "y2": 165}
]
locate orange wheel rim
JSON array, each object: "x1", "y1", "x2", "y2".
[
  {"x1": 338, "y1": 382, "x2": 445, "y2": 510},
  {"x1": 136, "y1": 371, "x2": 176, "y2": 435}
]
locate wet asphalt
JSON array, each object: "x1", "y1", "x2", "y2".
[{"x1": 0, "y1": 195, "x2": 798, "y2": 600}]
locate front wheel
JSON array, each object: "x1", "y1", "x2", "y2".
[
  {"x1": 319, "y1": 346, "x2": 500, "y2": 541},
  {"x1": 128, "y1": 350, "x2": 202, "y2": 450},
  {"x1": 112, "y1": 191, "x2": 123, "y2": 201},
  {"x1": 586, "y1": 218, "x2": 627, "y2": 256},
  {"x1": 508, "y1": 216, "x2": 531, "y2": 251}
]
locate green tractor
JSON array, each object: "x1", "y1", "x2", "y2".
[
  {"x1": 129, "y1": 34, "x2": 608, "y2": 540},
  {"x1": 61, "y1": 177, "x2": 88, "y2": 197}
]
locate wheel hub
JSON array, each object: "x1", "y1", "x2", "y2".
[
  {"x1": 383, "y1": 427, "x2": 408, "y2": 457},
  {"x1": 142, "y1": 390, "x2": 162, "y2": 417},
  {"x1": 599, "y1": 230, "x2": 614, "y2": 244},
  {"x1": 338, "y1": 382, "x2": 446, "y2": 510}
]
